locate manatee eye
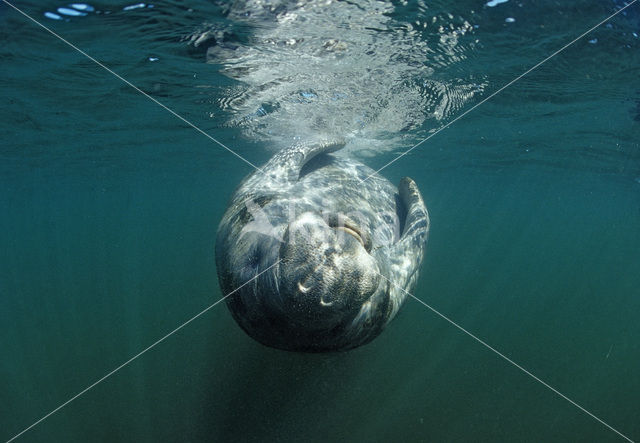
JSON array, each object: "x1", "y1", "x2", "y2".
[
  {"x1": 248, "y1": 252, "x2": 260, "y2": 267},
  {"x1": 244, "y1": 244, "x2": 261, "y2": 267},
  {"x1": 324, "y1": 247, "x2": 336, "y2": 256}
]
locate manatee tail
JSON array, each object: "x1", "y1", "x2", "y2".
[{"x1": 266, "y1": 138, "x2": 346, "y2": 183}]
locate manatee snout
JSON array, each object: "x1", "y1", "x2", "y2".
[
  {"x1": 216, "y1": 140, "x2": 428, "y2": 351},
  {"x1": 279, "y1": 212, "x2": 380, "y2": 327}
]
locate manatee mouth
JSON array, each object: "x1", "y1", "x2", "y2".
[{"x1": 327, "y1": 214, "x2": 372, "y2": 253}]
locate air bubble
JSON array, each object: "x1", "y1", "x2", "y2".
[
  {"x1": 57, "y1": 7, "x2": 87, "y2": 16},
  {"x1": 44, "y1": 12, "x2": 62, "y2": 20},
  {"x1": 123, "y1": 3, "x2": 146, "y2": 11},
  {"x1": 70, "y1": 3, "x2": 94, "y2": 11}
]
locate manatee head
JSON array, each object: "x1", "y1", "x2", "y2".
[
  {"x1": 217, "y1": 139, "x2": 428, "y2": 352},
  {"x1": 278, "y1": 211, "x2": 381, "y2": 330}
]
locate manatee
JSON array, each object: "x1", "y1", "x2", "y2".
[{"x1": 215, "y1": 139, "x2": 429, "y2": 351}]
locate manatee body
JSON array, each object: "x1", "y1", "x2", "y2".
[{"x1": 215, "y1": 140, "x2": 429, "y2": 351}]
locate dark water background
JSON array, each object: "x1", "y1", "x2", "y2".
[{"x1": 1, "y1": 0, "x2": 640, "y2": 441}]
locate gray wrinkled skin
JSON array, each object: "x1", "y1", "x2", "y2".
[{"x1": 215, "y1": 140, "x2": 429, "y2": 351}]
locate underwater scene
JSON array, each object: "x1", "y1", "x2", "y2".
[{"x1": 1, "y1": 0, "x2": 640, "y2": 441}]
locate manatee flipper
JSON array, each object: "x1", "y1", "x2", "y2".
[
  {"x1": 386, "y1": 177, "x2": 429, "y2": 318},
  {"x1": 398, "y1": 177, "x2": 429, "y2": 247},
  {"x1": 266, "y1": 138, "x2": 345, "y2": 183}
]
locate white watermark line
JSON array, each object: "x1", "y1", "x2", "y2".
[
  {"x1": 5, "y1": 260, "x2": 281, "y2": 443},
  {"x1": 1, "y1": 0, "x2": 265, "y2": 176},
  {"x1": 360, "y1": 0, "x2": 638, "y2": 184},
  {"x1": 375, "y1": 271, "x2": 633, "y2": 442}
]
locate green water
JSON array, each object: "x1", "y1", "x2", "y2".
[{"x1": 2, "y1": 1, "x2": 640, "y2": 441}]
